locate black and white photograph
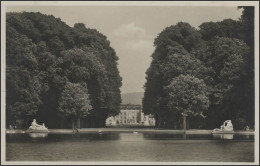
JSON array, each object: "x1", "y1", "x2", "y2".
[{"x1": 1, "y1": 1, "x2": 259, "y2": 165}]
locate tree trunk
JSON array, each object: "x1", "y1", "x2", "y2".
[
  {"x1": 157, "y1": 119, "x2": 160, "y2": 128},
  {"x1": 178, "y1": 117, "x2": 181, "y2": 129},
  {"x1": 102, "y1": 118, "x2": 106, "y2": 127},
  {"x1": 76, "y1": 117, "x2": 80, "y2": 129},
  {"x1": 183, "y1": 115, "x2": 187, "y2": 132},
  {"x1": 155, "y1": 115, "x2": 159, "y2": 127},
  {"x1": 99, "y1": 119, "x2": 102, "y2": 128},
  {"x1": 72, "y1": 117, "x2": 75, "y2": 130},
  {"x1": 187, "y1": 117, "x2": 189, "y2": 130}
]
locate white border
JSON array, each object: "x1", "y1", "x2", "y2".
[
  {"x1": 1, "y1": 1, "x2": 259, "y2": 165},
  {"x1": 0, "y1": 1, "x2": 259, "y2": 6}
]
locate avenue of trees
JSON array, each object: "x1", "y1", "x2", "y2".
[
  {"x1": 6, "y1": 12, "x2": 122, "y2": 128},
  {"x1": 143, "y1": 7, "x2": 255, "y2": 130}
]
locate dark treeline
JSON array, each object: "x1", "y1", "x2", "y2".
[
  {"x1": 143, "y1": 7, "x2": 255, "y2": 130},
  {"x1": 6, "y1": 12, "x2": 122, "y2": 129}
]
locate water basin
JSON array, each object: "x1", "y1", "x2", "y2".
[{"x1": 6, "y1": 132, "x2": 254, "y2": 162}]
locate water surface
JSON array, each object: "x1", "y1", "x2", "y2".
[{"x1": 6, "y1": 133, "x2": 254, "y2": 162}]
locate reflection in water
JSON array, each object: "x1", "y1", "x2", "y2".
[
  {"x1": 212, "y1": 134, "x2": 234, "y2": 140},
  {"x1": 142, "y1": 133, "x2": 253, "y2": 140},
  {"x1": 6, "y1": 132, "x2": 254, "y2": 143},
  {"x1": 245, "y1": 134, "x2": 250, "y2": 139},
  {"x1": 6, "y1": 132, "x2": 254, "y2": 162},
  {"x1": 183, "y1": 134, "x2": 187, "y2": 140},
  {"x1": 143, "y1": 133, "x2": 185, "y2": 140},
  {"x1": 120, "y1": 133, "x2": 144, "y2": 141},
  {"x1": 29, "y1": 133, "x2": 48, "y2": 138}
]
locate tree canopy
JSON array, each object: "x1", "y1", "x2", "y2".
[
  {"x1": 143, "y1": 7, "x2": 255, "y2": 129},
  {"x1": 6, "y1": 12, "x2": 122, "y2": 128},
  {"x1": 59, "y1": 82, "x2": 92, "y2": 117},
  {"x1": 166, "y1": 75, "x2": 209, "y2": 116}
]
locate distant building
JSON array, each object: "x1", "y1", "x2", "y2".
[
  {"x1": 106, "y1": 104, "x2": 155, "y2": 126},
  {"x1": 120, "y1": 104, "x2": 142, "y2": 124}
]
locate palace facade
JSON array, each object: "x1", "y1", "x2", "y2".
[{"x1": 106, "y1": 104, "x2": 155, "y2": 126}]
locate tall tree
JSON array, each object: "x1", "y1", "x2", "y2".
[
  {"x1": 196, "y1": 7, "x2": 255, "y2": 128},
  {"x1": 166, "y1": 75, "x2": 209, "y2": 130},
  {"x1": 143, "y1": 22, "x2": 211, "y2": 128},
  {"x1": 6, "y1": 27, "x2": 41, "y2": 128},
  {"x1": 238, "y1": 6, "x2": 255, "y2": 128},
  {"x1": 58, "y1": 82, "x2": 92, "y2": 129}
]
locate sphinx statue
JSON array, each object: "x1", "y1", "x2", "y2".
[
  {"x1": 212, "y1": 120, "x2": 234, "y2": 133},
  {"x1": 220, "y1": 120, "x2": 233, "y2": 131},
  {"x1": 28, "y1": 119, "x2": 48, "y2": 131}
]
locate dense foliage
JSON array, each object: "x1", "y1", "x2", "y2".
[
  {"x1": 58, "y1": 82, "x2": 92, "y2": 128},
  {"x1": 166, "y1": 75, "x2": 209, "y2": 116},
  {"x1": 6, "y1": 12, "x2": 122, "y2": 128},
  {"x1": 143, "y1": 7, "x2": 255, "y2": 129}
]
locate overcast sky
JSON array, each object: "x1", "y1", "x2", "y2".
[{"x1": 6, "y1": 5, "x2": 243, "y2": 94}]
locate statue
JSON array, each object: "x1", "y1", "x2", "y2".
[
  {"x1": 245, "y1": 125, "x2": 250, "y2": 131},
  {"x1": 221, "y1": 120, "x2": 233, "y2": 131},
  {"x1": 212, "y1": 120, "x2": 234, "y2": 133},
  {"x1": 29, "y1": 119, "x2": 48, "y2": 130}
]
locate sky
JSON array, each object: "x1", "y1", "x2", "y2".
[{"x1": 6, "y1": 5, "x2": 243, "y2": 94}]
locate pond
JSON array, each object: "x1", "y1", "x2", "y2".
[{"x1": 6, "y1": 132, "x2": 254, "y2": 162}]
